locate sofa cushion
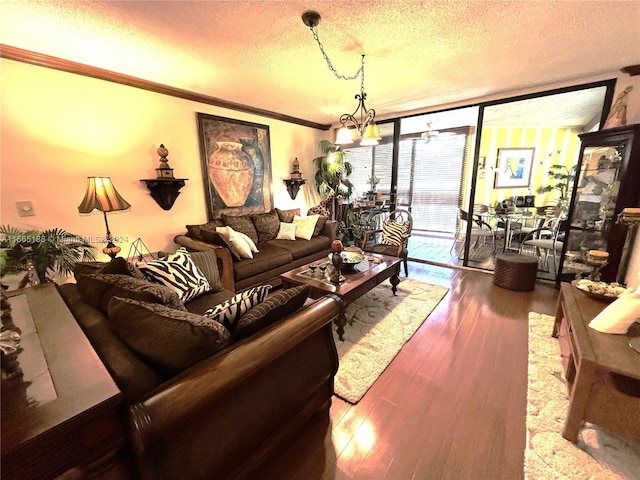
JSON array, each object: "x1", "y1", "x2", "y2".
[
  {"x1": 187, "y1": 249, "x2": 223, "y2": 292},
  {"x1": 73, "y1": 257, "x2": 147, "y2": 281},
  {"x1": 186, "y1": 219, "x2": 225, "y2": 241},
  {"x1": 233, "y1": 285, "x2": 311, "y2": 340},
  {"x1": 251, "y1": 210, "x2": 280, "y2": 243},
  {"x1": 313, "y1": 215, "x2": 328, "y2": 237},
  {"x1": 140, "y1": 248, "x2": 212, "y2": 302},
  {"x1": 77, "y1": 273, "x2": 186, "y2": 314},
  {"x1": 183, "y1": 289, "x2": 236, "y2": 315},
  {"x1": 268, "y1": 235, "x2": 332, "y2": 260},
  {"x1": 232, "y1": 243, "x2": 293, "y2": 282},
  {"x1": 107, "y1": 297, "x2": 232, "y2": 376},
  {"x1": 275, "y1": 207, "x2": 300, "y2": 223},
  {"x1": 221, "y1": 213, "x2": 259, "y2": 245},
  {"x1": 293, "y1": 215, "x2": 320, "y2": 241},
  {"x1": 203, "y1": 284, "x2": 271, "y2": 329},
  {"x1": 276, "y1": 222, "x2": 297, "y2": 240}
]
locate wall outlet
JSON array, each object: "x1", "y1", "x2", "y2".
[{"x1": 16, "y1": 201, "x2": 35, "y2": 217}]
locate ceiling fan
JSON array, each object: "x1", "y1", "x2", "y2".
[{"x1": 420, "y1": 122, "x2": 440, "y2": 141}]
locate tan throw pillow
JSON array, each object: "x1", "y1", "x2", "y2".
[
  {"x1": 216, "y1": 226, "x2": 255, "y2": 259},
  {"x1": 276, "y1": 222, "x2": 297, "y2": 240},
  {"x1": 107, "y1": 297, "x2": 232, "y2": 375},
  {"x1": 293, "y1": 214, "x2": 320, "y2": 241}
]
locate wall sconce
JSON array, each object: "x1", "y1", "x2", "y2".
[
  {"x1": 283, "y1": 157, "x2": 306, "y2": 200},
  {"x1": 140, "y1": 144, "x2": 188, "y2": 210}
]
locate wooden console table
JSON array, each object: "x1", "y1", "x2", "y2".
[
  {"x1": 1, "y1": 284, "x2": 129, "y2": 479},
  {"x1": 553, "y1": 283, "x2": 640, "y2": 444}
]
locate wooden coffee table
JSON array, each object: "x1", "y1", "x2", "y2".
[{"x1": 280, "y1": 253, "x2": 401, "y2": 341}]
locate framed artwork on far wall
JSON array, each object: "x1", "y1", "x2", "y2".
[
  {"x1": 196, "y1": 113, "x2": 273, "y2": 219},
  {"x1": 494, "y1": 147, "x2": 535, "y2": 189}
]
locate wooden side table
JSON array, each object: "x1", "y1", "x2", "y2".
[
  {"x1": 553, "y1": 283, "x2": 640, "y2": 444},
  {"x1": 1, "y1": 284, "x2": 129, "y2": 479}
]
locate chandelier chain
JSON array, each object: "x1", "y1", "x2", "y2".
[{"x1": 309, "y1": 26, "x2": 363, "y2": 81}]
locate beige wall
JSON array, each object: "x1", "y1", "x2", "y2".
[{"x1": 0, "y1": 58, "x2": 327, "y2": 259}]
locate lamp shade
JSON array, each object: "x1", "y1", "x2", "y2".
[
  {"x1": 78, "y1": 177, "x2": 131, "y2": 214},
  {"x1": 360, "y1": 122, "x2": 381, "y2": 146},
  {"x1": 335, "y1": 127, "x2": 353, "y2": 145}
]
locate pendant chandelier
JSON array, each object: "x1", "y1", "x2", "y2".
[{"x1": 302, "y1": 10, "x2": 381, "y2": 146}]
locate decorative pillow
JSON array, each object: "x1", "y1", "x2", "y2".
[
  {"x1": 203, "y1": 284, "x2": 272, "y2": 329},
  {"x1": 313, "y1": 215, "x2": 328, "y2": 237},
  {"x1": 76, "y1": 273, "x2": 186, "y2": 314},
  {"x1": 233, "y1": 285, "x2": 311, "y2": 340},
  {"x1": 308, "y1": 191, "x2": 335, "y2": 217},
  {"x1": 187, "y1": 249, "x2": 223, "y2": 292},
  {"x1": 381, "y1": 220, "x2": 410, "y2": 247},
  {"x1": 186, "y1": 219, "x2": 225, "y2": 241},
  {"x1": 293, "y1": 214, "x2": 320, "y2": 241},
  {"x1": 107, "y1": 296, "x2": 232, "y2": 375},
  {"x1": 275, "y1": 207, "x2": 300, "y2": 224},
  {"x1": 139, "y1": 248, "x2": 212, "y2": 302},
  {"x1": 221, "y1": 213, "x2": 259, "y2": 245},
  {"x1": 251, "y1": 210, "x2": 280, "y2": 243},
  {"x1": 276, "y1": 222, "x2": 297, "y2": 240},
  {"x1": 216, "y1": 226, "x2": 255, "y2": 259}
]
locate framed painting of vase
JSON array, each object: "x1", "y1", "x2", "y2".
[{"x1": 196, "y1": 113, "x2": 273, "y2": 219}]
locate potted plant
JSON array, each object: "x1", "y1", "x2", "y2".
[
  {"x1": 312, "y1": 140, "x2": 354, "y2": 199},
  {"x1": 0, "y1": 226, "x2": 97, "y2": 287},
  {"x1": 536, "y1": 164, "x2": 578, "y2": 212}
]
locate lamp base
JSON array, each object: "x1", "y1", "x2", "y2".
[{"x1": 103, "y1": 243, "x2": 121, "y2": 261}]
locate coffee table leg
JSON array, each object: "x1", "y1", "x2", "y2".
[
  {"x1": 390, "y1": 274, "x2": 399, "y2": 296},
  {"x1": 334, "y1": 313, "x2": 347, "y2": 341}
]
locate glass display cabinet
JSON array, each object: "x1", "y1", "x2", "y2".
[{"x1": 557, "y1": 124, "x2": 640, "y2": 285}]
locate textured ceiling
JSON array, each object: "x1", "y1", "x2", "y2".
[{"x1": 2, "y1": 1, "x2": 639, "y2": 128}]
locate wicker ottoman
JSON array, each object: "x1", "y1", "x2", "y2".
[{"x1": 493, "y1": 253, "x2": 538, "y2": 291}]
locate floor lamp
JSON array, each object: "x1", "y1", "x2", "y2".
[{"x1": 78, "y1": 177, "x2": 131, "y2": 260}]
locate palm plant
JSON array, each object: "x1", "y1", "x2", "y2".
[
  {"x1": 536, "y1": 164, "x2": 578, "y2": 202},
  {"x1": 1, "y1": 225, "x2": 97, "y2": 285},
  {"x1": 312, "y1": 139, "x2": 354, "y2": 199}
]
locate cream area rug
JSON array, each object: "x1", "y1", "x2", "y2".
[
  {"x1": 332, "y1": 278, "x2": 448, "y2": 404},
  {"x1": 526, "y1": 312, "x2": 640, "y2": 479}
]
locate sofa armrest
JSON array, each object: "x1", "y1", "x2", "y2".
[
  {"x1": 127, "y1": 294, "x2": 343, "y2": 479},
  {"x1": 174, "y1": 235, "x2": 235, "y2": 291},
  {"x1": 321, "y1": 220, "x2": 338, "y2": 241}
]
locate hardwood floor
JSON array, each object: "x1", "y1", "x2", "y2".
[{"x1": 257, "y1": 261, "x2": 560, "y2": 480}]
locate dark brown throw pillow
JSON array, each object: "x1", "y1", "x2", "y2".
[
  {"x1": 186, "y1": 219, "x2": 225, "y2": 241},
  {"x1": 275, "y1": 207, "x2": 300, "y2": 223},
  {"x1": 251, "y1": 210, "x2": 280, "y2": 243},
  {"x1": 221, "y1": 213, "x2": 259, "y2": 245},
  {"x1": 107, "y1": 297, "x2": 232, "y2": 375},
  {"x1": 187, "y1": 249, "x2": 223, "y2": 292},
  {"x1": 233, "y1": 285, "x2": 311, "y2": 340},
  {"x1": 313, "y1": 215, "x2": 328, "y2": 236},
  {"x1": 76, "y1": 273, "x2": 186, "y2": 314}
]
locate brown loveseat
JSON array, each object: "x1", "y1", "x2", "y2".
[
  {"x1": 174, "y1": 208, "x2": 337, "y2": 291},
  {"x1": 57, "y1": 251, "x2": 343, "y2": 480}
]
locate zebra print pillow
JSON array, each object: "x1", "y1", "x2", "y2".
[
  {"x1": 140, "y1": 247, "x2": 212, "y2": 303},
  {"x1": 203, "y1": 284, "x2": 271, "y2": 330},
  {"x1": 381, "y1": 220, "x2": 409, "y2": 247}
]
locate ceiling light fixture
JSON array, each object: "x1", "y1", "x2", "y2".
[
  {"x1": 421, "y1": 122, "x2": 440, "y2": 142},
  {"x1": 302, "y1": 10, "x2": 381, "y2": 146}
]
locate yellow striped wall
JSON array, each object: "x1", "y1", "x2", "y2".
[{"x1": 471, "y1": 126, "x2": 582, "y2": 209}]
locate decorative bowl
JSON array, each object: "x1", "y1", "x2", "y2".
[
  {"x1": 573, "y1": 279, "x2": 626, "y2": 303},
  {"x1": 328, "y1": 251, "x2": 365, "y2": 268}
]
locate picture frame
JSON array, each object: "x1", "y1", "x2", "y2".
[
  {"x1": 494, "y1": 147, "x2": 535, "y2": 189},
  {"x1": 197, "y1": 113, "x2": 273, "y2": 219}
]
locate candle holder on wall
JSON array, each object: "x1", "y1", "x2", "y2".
[
  {"x1": 283, "y1": 157, "x2": 306, "y2": 200},
  {"x1": 141, "y1": 144, "x2": 188, "y2": 210}
]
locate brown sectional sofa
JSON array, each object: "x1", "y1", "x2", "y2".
[
  {"x1": 174, "y1": 208, "x2": 337, "y2": 291},
  {"x1": 57, "y1": 251, "x2": 344, "y2": 480}
]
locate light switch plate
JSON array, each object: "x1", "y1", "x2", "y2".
[{"x1": 16, "y1": 201, "x2": 35, "y2": 217}]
